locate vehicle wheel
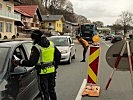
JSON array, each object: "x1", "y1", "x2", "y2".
[
  {"x1": 72, "y1": 54, "x2": 75, "y2": 59},
  {"x1": 67, "y1": 55, "x2": 72, "y2": 64}
]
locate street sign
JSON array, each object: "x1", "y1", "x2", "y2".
[{"x1": 106, "y1": 40, "x2": 133, "y2": 71}]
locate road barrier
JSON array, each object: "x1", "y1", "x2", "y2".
[
  {"x1": 82, "y1": 45, "x2": 100, "y2": 97},
  {"x1": 81, "y1": 36, "x2": 101, "y2": 97},
  {"x1": 87, "y1": 46, "x2": 100, "y2": 84}
]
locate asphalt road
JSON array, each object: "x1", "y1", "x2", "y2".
[{"x1": 56, "y1": 43, "x2": 88, "y2": 100}]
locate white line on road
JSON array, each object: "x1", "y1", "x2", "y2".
[
  {"x1": 75, "y1": 79, "x2": 87, "y2": 100},
  {"x1": 101, "y1": 40, "x2": 110, "y2": 47}
]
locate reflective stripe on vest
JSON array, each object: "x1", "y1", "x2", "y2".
[
  {"x1": 35, "y1": 41, "x2": 55, "y2": 74},
  {"x1": 40, "y1": 65, "x2": 55, "y2": 74},
  {"x1": 79, "y1": 38, "x2": 89, "y2": 47}
]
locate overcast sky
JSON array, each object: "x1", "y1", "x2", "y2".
[{"x1": 70, "y1": 0, "x2": 133, "y2": 25}]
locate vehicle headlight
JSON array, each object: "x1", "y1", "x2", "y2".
[{"x1": 61, "y1": 50, "x2": 68, "y2": 54}]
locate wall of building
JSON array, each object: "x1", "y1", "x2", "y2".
[
  {"x1": 55, "y1": 19, "x2": 63, "y2": 33},
  {"x1": 0, "y1": 19, "x2": 15, "y2": 39},
  {"x1": 0, "y1": 0, "x2": 15, "y2": 39}
]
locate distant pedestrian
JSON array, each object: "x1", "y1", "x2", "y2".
[
  {"x1": 76, "y1": 36, "x2": 89, "y2": 62},
  {"x1": 16, "y1": 33, "x2": 19, "y2": 38},
  {"x1": 0, "y1": 33, "x2": 1, "y2": 38}
]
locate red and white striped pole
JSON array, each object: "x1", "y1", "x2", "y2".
[{"x1": 126, "y1": 40, "x2": 133, "y2": 88}]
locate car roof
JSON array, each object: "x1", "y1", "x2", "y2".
[{"x1": 0, "y1": 40, "x2": 32, "y2": 48}]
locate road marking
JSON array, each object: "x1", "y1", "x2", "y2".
[
  {"x1": 101, "y1": 40, "x2": 110, "y2": 47},
  {"x1": 75, "y1": 79, "x2": 87, "y2": 100}
]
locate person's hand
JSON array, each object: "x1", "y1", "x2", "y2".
[{"x1": 12, "y1": 60, "x2": 20, "y2": 66}]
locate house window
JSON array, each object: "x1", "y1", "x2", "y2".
[
  {"x1": 67, "y1": 26, "x2": 68, "y2": 28},
  {"x1": 36, "y1": 24, "x2": 39, "y2": 27},
  {"x1": 0, "y1": 3, "x2": 2, "y2": 10},
  {"x1": 6, "y1": 23, "x2": 12, "y2": 32},
  {"x1": 49, "y1": 23, "x2": 51, "y2": 26},
  {"x1": 6, "y1": 5, "x2": 11, "y2": 17},
  {"x1": 31, "y1": 23, "x2": 34, "y2": 27},
  {"x1": 0, "y1": 22, "x2": 3, "y2": 32},
  {"x1": 7, "y1": 6, "x2": 11, "y2": 12},
  {"x1": 24, "y1": 22, "x2": 27, "y2": 25}
]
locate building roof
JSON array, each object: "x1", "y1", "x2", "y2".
[
  {"x1": 14, "y1": 5, "x2": 42, "y2": 21},
  {"x1": 15, "y1": 5, "x2": 38, "y2": 17},
  {"x1": 65, "y1": 21, "x2": 79, "y2": 26},
  {"x1": 14, "y1": 7, "x2": 31, "y2": 17},
  {"x1": 14, "y1": 0, "x2": 22, "y2": 3},
  {"x1": 42, "y1": 15, "x2": 64, "y2": 21},
  {"x1": 3, "y1": 0, "x2": 21, "y2": 3}
]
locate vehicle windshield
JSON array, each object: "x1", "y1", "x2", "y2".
[
  {"x1": 80, "y1": 24, "x2": 95, "y2": 37},
  {"x1": 81, "y1": 25, "x2": 94, "y2": 31},
  {"x1": 49, "y1": 37, "x2": 69, "y2": 46},
  {"x1": 0, "y1": 47, "x2": 9, "y2": 73}
]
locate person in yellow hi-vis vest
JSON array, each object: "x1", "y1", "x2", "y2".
[
  {"x1": 13, "y1": 30, "x2": 61, "y2": 100},
  {"x1": 76, "y1": 36, "x2": 89, "y2": 62}
]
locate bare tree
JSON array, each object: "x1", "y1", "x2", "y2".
[
  {"x1": 51, "y1": 0, "x2": 66, "y2": 9},
  {"x1": 116, "y1": 11, "x2": 133, "y2": 35},
  {"x1": 63, "y1": 0, "x2": 74, "y2": 13},
  {"x1": 92, "y1": 21, "x2": 104, "y2": 28},
  {"x1": 110, "y1": 24, "x2": 123, "y2": 34}
]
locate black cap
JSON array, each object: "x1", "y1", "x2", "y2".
[{"x1": 30, "y1": 30, "x2": 43, "y2": 40}]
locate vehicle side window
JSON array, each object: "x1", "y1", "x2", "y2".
[
  {"x1": 69, "y1": 38, "x2": 72, "y2": 44},
  {"x1": 11, "y1": 45, "x2": 27, "y2": 72},
  {"x1": 71, "y1": 38, "x2": 74, "y2": 43},
  {"x1": 13, "y1": 46, "x2": 26, "y2": 60},
  {"x1": 23, "y1": 43, "x2": 33, "y2": 58}
]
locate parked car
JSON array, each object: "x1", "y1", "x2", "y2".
[
  {"x1": 51, "y1": 32, "x2": 60, "y2": 36},
  {"x1": 63, "y1": 32, "x2": 72, "y2": 36},
  {"x1": 0, "y1": 40, "x2": 41, "y2": 100},
  {"x1": 99, "y1": 34, "x2": 104, "y2": 38},
  {"x1": 105, "y1": 35, "x2": 113, "y2": 41},
  {"x1": 48, "y1": 36, "x2": 76, "y2": 64},
  {"x1": 111, "y1": 35, "x2": 123, "y2": 43}
]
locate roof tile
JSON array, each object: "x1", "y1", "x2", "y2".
[{"x1": 15, "y1": 5, "x2": 38, "y2": 17}]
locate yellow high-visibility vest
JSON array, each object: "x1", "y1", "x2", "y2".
[{"x1": 36, "y1": 41, "x2": 55, "y2": 74}]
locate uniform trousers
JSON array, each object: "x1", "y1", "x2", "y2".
[
  {"x1": 40, "y1": 73, "x2": 57, "y2": 100},
  {"x1": 83, "y1": 46, "x2": 89, "y2": 61}
]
